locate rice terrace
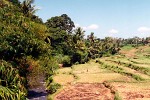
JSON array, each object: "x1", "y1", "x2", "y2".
[
  {"x1": 52, "y1": 45, "x2": 150, "y2": 100},
  {"x1": 0, "y1": 0, "x2": 150, "y2": 100}
]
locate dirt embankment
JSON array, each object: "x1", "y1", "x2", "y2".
[{"x1": 119, "y1": 48, "x2": 138, "y2": 58}]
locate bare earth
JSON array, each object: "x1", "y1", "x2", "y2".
[
  {"x1": 112, "y1": 82, "x2": 150, "y2": 100},
  {"x1": 55, "y1": 83, "x2": 114, "y2": 100}
]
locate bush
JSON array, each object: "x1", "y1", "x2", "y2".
[
  {"x1": 46, "y1": 83, "x2": 61, "y2": 94},
  {"x1": 46, "y1": 76, "x2": 53, "y2": 87},
  {"x1": 72, "y1": 50, "x2": 88, "y2": 64},
  {"x1": 54, "y1": 54, "x2": 71, "y2": 66},
  {"x1": 62, "y1": 56, "x2": 71, "y2": 66},
  {"x1": 25, "y1": 57, "x2": 45, "y2": 88}
]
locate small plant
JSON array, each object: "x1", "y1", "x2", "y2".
[
  {"x1": 46, "y1": 83, "x2": 61, "y2": 94},
  {"x1": 114, "y1": 92, "x2": 122, "y2": 100},
  {"x1": 46, "y1": 76, "x2": 54, "y2": 87},
  {"x1": 74, "y1": 62, "x2": 79, "y2": 65}
]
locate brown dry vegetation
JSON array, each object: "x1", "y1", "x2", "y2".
[
  {"x1": 111, "y1": 82, "x2": 150, "y2": 100},
  {"x1": 55, "y1": 83, "x2": 114, "y2": 100}
]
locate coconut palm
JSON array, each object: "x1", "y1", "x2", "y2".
[{"x1": 22, "y1": 0, "x2": 37, "y2": 16}]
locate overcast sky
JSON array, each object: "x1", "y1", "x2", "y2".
[{"x1": 28, "y1": 0, "x2": 150, "y2": 38}]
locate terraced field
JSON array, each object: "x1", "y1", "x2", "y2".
[
  {"x1": 96, "y1": 56, "x2": 150, "y2": 100},
  {"x1": 49, "y1": 46, "x2": 150, "y2": 100}
]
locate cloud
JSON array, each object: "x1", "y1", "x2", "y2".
[
  {"x1": 87, "y1": 24, "x2": 99, "y2": 30},
  {"x1": 109, "y1": 29, "x2": 119, "y2": 34},
  {"x1": 75, "y1": 24, "x2": 99, "y2": 30},
  {"x1": 137, "y1": 27, "x2": 150, "y2": 33}
]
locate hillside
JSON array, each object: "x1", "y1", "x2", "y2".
[{"x1": 52, "y1": 45, "x2": 150, "y2": 100}]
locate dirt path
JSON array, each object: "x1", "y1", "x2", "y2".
[
  {"x1": 119, "y1": 48, "x2": 138, "y2": 58},
  {"x1": 27, "y1": 76, "x2": 48, "y2": 100}
]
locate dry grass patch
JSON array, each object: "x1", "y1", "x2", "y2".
[
  {"x1": 76, "y1": 73, "x2": 133, "y2": 83},
  {"x1": 55, "y1": 67, "x2": 72, "y2": 74},
  {"x1": 73, "y1": 63, "x2": 111, "y2": 74},
  {"x1": 53, "y1": 74, "x2": 74, "y2": 86},
  {"x1": 111, "y1": 82, "x2": 150, "y2": 100},
  {"x1": 133, "y1": 64, "x2": 150, "y2": 68},
  {"x1": 72, "y1": 60, "x2": 134, "y2": 83},
  {"x1": 130, "y1": 58, "x2": 150, "y2": 65},
  {"x1": 53, "y1": 67, "x2": 75, "y2": 87}
]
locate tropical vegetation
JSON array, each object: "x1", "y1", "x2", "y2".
[{"x1": 0, "y1": 0, "x2": 150, "y2": 99}]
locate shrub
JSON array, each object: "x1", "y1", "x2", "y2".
[
  {"x1": 39, "y1": 56, "x2": 59, "y2": 77},
  {"x1": 46, "y1": 76, "x2": 53, "y2": 87},
  {"x1": 46, "y1": 83, "x2": 61, "y2": 94},
  {"x1": 26, "y1": 57, "x2": 45, "y2": 88},
  {"x1": 114, "y1": 92, "x2": 122, "y2": 100},
  {"x1": 72, "y1": 50, "x2": 88, "y2": 64},
  {"x1": 62, "y1": 56, "x2": 71, "y2": 66},
  {"x1": 54, "y1": 54, "x2": 71, "y2": 66}
]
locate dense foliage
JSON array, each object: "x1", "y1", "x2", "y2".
[
  {"x1": 0, "y1": 0, "x2": 52, "y2": 99},
  {"x1": 0, "y1": 60, "x2": 27, "y2": 100}
]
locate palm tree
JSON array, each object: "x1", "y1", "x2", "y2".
[
  {"x1": 9, "y1": 0, "x2": 20, "y2": 5},
  {"x1": 87, "y1": 32, "x2": 95, "y2": 47},
  {"x1": 74, "y1": 27, "x2": 85, "y2": 42},
  {"x1": 22, "y1": 0, "x2": 37, "y2": 16},
  {"x1": 73, "y1": 27, "x2": 85, "y2": 50}
]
